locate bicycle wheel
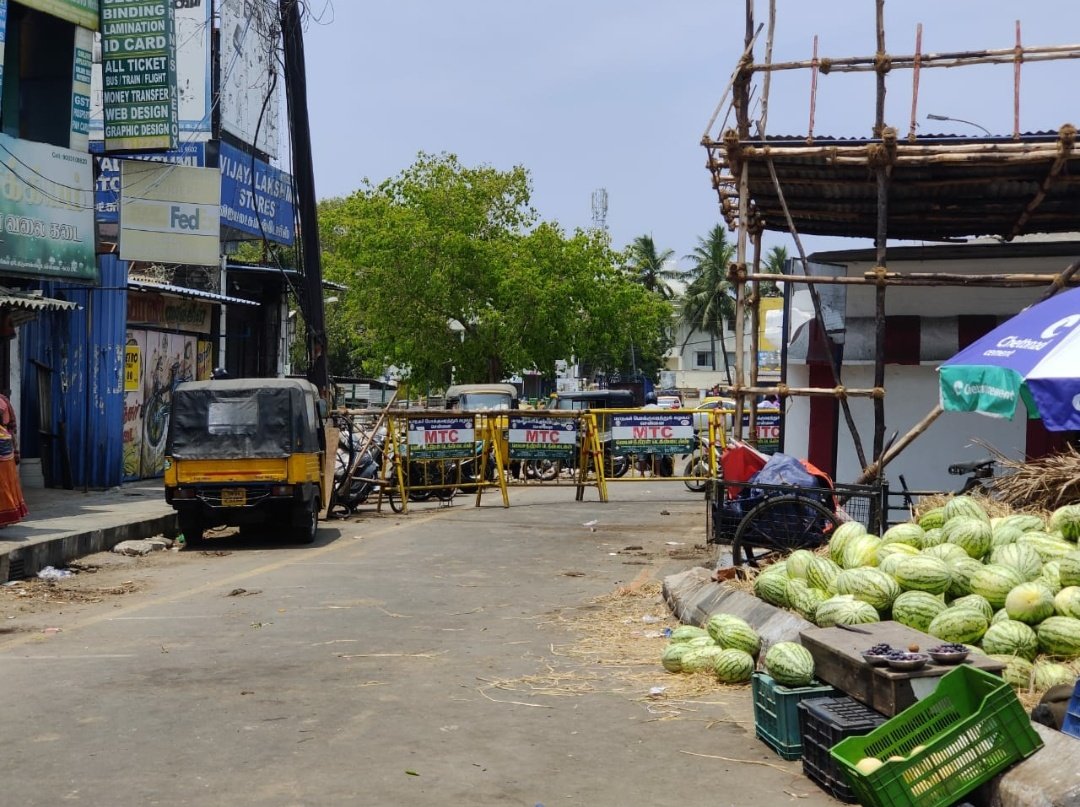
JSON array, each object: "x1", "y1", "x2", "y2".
[
  {"x1": 683, "y1": 453, "x2": 709, "y2": 493},
  {"x1": 732, "y1": 494, "x2": 840, "y2": 567}
]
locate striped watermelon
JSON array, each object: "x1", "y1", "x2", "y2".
[
  {"x1": 990, "y1": 544, "x2": 1044, "y2": 582},
  {"x1": 1039, "y1": 560, "x2": 1063, "y2": 594},
  {"x1": 806, "y1": 556, "x2": 842, "y2": 594},
  {"x1": 950, "y1": 593, "x2": 994, "y2": 621},
  {"x1": 835, "y1": 568, "x2": 901, "y2": 612},
  {"x1": 1049, "y1": 504, "x2": 1080, "y2": 542},
  {"x1": 1004, "y1": 582, "x2": 1055, "y2": 624},
  {"x1": 680, "y1": 646, "x2": 727, "y2": 673},
  {"x1": 841, "y1": 535, "x2": 881, "y2": 569},
  {"x1": 989, "y1": 654, "x2": 1034, "y2": 689},
  {"x1": 814, "y1": 594, "x2": 880, "y2": 628},
  {"x1": 980, "y1": 620, "x2": 1038, "y2": 661},
  {"x1": 879, "y1": 552, "x2": 911, "y2": 578},
  {"x1": 1017, "y1": 531, "x2": 1075, "y2": 562},
  {"x1": 918, "y1": 507, "x2": 946, "y2": 531},
  {"x1": 753, "y1": 571, "x2": 790, "y2": 608},
  {"x1": 1033, "y1": 659, "x2": 1075, "y2": 691},
  {"x1": 764, "y1": 642, "x2": 815, "y2": 687},
  {"x1": 928, "y1": 607, "x2": 989, "y2": 644},
  {"x1": 969, "y1": 564, "x2": 1025, "y2": 608},
  {"x1": 661, "y1": 643, "x2": 695, "y2": 672},
  {"x1": 687, "y1": 636, "x2": 717, "y2": 648},
  {"x1": 1059, "y1": 551, "x2": 1080, "y2": 588},
  {"x1": 893, "y1": 555, "x2": 951, "y2": 595},
  {"x1": 991, "y1": 608, "x2": 1010, "y2": 625},
  {"x1": 922, "y1": 543, "x2": 969, "y2": 564},
  {"x1": 991, "y1": 524, "x2": 1026, "y2": 549},
  {"x1": 877, "y1": 542, "x2": 920, "y2": 572},
  {"x1": 997, "y1": 513, "x2": 1046, "y2": 533},
  {"x1": 712, "y1": 620, "x2": 762, "y2": 659},
  {"x1": 706, "y1": 613, "x2": 749, "y2": 641},
  {"x1": 891, "y1": 590, "x2": 948, "y2": 632},
  {"x1": 947, "y1": 556, "x2": 987, "y2": 599},
  {"x1": 881, "y1": 523, "x2": 925, "y2": 548},
  {"x1": 944, "y1": 517, "x2": 993, "y2": 559},
  {"x1": 943, "y1": 495, "x2": 991, "y2": 524},
  {"x1": 713, "y1": 648, "x2": 755, "y2": 684},
  {"x1": 670, "y1": 625, "x2": 711, "y2": 643},
  {"x1": 1037, "y1": 615, "x2": 1080, "y2": 659},
  {"x1": 786, "y1": 549, "x2": 816, "y2": 580},
  {"x1": 920, "y1": 527, "x2": 946, "y2": 549},
  {"x1": 786, "y1": 579, "x2": 828, "y2": 622},
  {"x1": 829, "y1": 522, "x2": 867, "y2": 565},
  {"x1": 1055, "y1": 587, "x2": 1080, "y2": 619}
]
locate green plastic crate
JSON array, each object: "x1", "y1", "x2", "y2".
[
  {"x1": 751, "y1": 672, "x2": 836, "y2": 760},
  {"x1": 831, "y1": 665, "x2": 1043, "y2": 807}
]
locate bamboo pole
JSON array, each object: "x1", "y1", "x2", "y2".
[
  {"x1": 757, "y1": 0, "x2": 776, "y2": 137},
  {"x1": 809, "y1": 35, "x2": 819, "y2": 140},
  {"x1": 1014, "y1": 21, "x2": 1022, "y2": 140},
  {"x1": 854, "y1": 404, "x2": 944, "y2": 484},
  {"x1": 872, "y1": 0, "x2": 889, "y2": 474},
  {"x1": 1038, "y1": 259, "x2": 1080, "y2": 301},
  {"x1": 741, "y1": 272, "x2": 1080, "y2": 287},
  {"x1": 1009, "y1": 126, "x2": 1075, "y2": 239},
  {"x1": 715, "y1": 384, "x2": 884, "y2": 398},
  {"x1": 908, "y1": 23, "x2": 922, "y2": 141},
  {"x1": 702, "y1": 23, "x2": 764, "y2": 142},
  {"x1": 731, "y1": 141, "x2": 1067, "y2": 158},
  {"x1": 745, "y1": 43, "x2": 1080, "y2": 74},
  {"x1": 749, "y1": 231, "x2": 762, "y2": 443}
]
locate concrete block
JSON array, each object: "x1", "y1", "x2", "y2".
[{"x1": 987, "y1": 723, "x2": 1080, "y2": 807}]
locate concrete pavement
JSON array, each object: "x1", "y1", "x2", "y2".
[{"x1": 0, "y1": 482, "x2": 176, "y2": 583}]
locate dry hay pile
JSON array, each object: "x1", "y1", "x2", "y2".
[{"x1": 990, "y1": 445, "x2": 1080, "y2": 512}]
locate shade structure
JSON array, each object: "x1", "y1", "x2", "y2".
[{"x1": 939, "y1": 286, "x2": 1080, "y2": 431}]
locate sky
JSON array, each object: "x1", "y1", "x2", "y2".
[{"x1": 300, "y1": 1, "x2": 1080, "y2": 270}]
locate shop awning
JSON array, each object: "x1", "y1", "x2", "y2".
[
  {"x1": 127, "y1": 280, "x2": 260, "y2": 307},
  {"x1": 0, "y1": 288, "x2": 80, "y2": 312}
]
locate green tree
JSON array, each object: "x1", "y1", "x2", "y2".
[
  {"x1": 624, "y1": 234, "x2": 681, "y2": 299},
  {"x1": 680, "y1": 224, "x2": 736, "y2": 379},
  {"x1": 317, "y1": 153, "x2": 670, "y2": 389},
  {"x1": 760, "y1": 244, "x2": 789, "y2": 298}
]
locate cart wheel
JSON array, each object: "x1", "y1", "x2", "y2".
[
  {"x1": 683, "y1": 454, "x2": 709, "y2": 492},
  {"x1": 732, "y1": 495, "x2": 839, "y2": 567},
  {"x1": 385, "y1": 484, "x2": 404, "y2": 513}
]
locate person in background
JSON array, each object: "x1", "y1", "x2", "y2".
[{"x1": 0, "y1": 390, "x2": 28, "y2": 527}]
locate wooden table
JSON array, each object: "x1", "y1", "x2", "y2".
[{"x1": 800, "y1": 621, "x2": 1005, "y2": 717}]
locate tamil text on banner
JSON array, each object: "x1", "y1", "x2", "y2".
[
  {"x1": 218, "y1": 141, "x2": 295, "y2": 245},
  {"x1": 93, "y1": 141, "x2": 205, "y2": 224},
  {"x1": 407, "y1": 417, "x2": 476, "y2": 460},
  {"x1": 611, "y1": 413, "x2": 694, "y2": 455},
  {"x1": 119, "y1": 161, "x2": 219, "y2": 265},
  {"x1": 21, "y1": 0, "x2": 97, "y2": 28},
  {"x1": 0, "y1": 134, "x2": 96, "y2": 281},
  {"x1": 742, "y1": 410, "x2": 781, "y2": 454},
  {"x1": 128, "y1": 290, "x2": 212, "y2": 334},
  {"x1": 507, "y1": 415, "x2": 577, "y2": 461},
  {"x1": 100, "y1": 0, "x2": 178, "y2": 152}
]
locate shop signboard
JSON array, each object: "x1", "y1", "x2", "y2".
[
  {"x1": 100, "y1": 0, "x2": 177, "y2": 152},
  {"x1": 127, "y1": 290, "x2": 212, "y2": 334},
  {"x1": 407, "y1": 417, "x2": 476, "y2": 460},
  {"x1": 70, "y1": 26, "x2": 93, "y2": 151},
  {"x1": 218, "y1": 0, "x2": 279, "y2": 156},
  {"x1": 742, "y1": 410, "x2": 781, "y2": 454},
  {"x1": 507, "y1": 415, "x2": 577, "y2": 462},
  {"x1": 119, "y1": 161, "x2": 219, "y2": 266},
  {"x1": 92, "y1": 140, "x2": 204, "y2": 223},
  {"x1": 218, "y1": 141, "x2": 295, "y2": 244},
  {"x1": 0, "y1": 2, "x2": 8, "y2": 109},
  {"x1": 21, "y1": 0, "x2": 97, "y2": 29},
  {"x1": 611, "y1": 413, "x2": 694, "y2": 455},
  {"x1": 124, "y1": 336, "x2": 140, "y2": 391},
  {"x1": 0, "y1": 134, "x2": 96, "y2": 281}
]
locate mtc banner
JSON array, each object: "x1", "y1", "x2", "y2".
[
  {"x1": 407, "y1": 417, "x2": 476, "y2": 460},
  {"x1": 100, "y1": 0, "x2": 178, "y2": 151},
  {"x1": 507, "y1": 415, "x2": 577, "y2": 461},
  {"x1": 611, "y1": 413, "x2": 694, "y2": 455}
]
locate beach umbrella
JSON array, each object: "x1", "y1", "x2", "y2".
[{"x1": 938, "y1": 286, "x2": 1080, "y2": 431}]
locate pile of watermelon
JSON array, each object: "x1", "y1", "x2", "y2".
[
  {"x1": 659, "y1": 613, "x2": 818, "y2": 687},
  {"x1": 749, "y1": 498, "x2": 1080, "y2": 694}
]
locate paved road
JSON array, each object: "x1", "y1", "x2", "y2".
[{"x1": 0, "y1": 483, "x2": 835, "y2": 807}]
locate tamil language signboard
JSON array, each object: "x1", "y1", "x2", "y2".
[
  {"x1": 507, "y1": 415, "x2": 577, "y2": 461},
  {"x1": 0, "y1": 134, "x2": 96, "y2": 281},
  {"x1": 100, "y1": 0, "x2": 178, "y2": 152},
  {"x1": 611, "y1": 412, "x2": 694, "y2": 455},
  {"x1": 219, "y1": 141, "x2": 295, "y2": 244},
  {"x1": 92, "y1": 140, "x2": 204, "y2": 223},
  {"x1": 743, "y1": 410, "x2": 781, "y2": 454},
  {"x1": 407, "y1": 417, "x2": 476, "y2": 460}
]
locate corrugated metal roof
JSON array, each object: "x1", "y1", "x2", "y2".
[
  {"x1": 0, "y1": 288, "x2": 80, "y2": 312},
  {"x1": 127, "y1": 280, "x2": 260, "y2": 306}
]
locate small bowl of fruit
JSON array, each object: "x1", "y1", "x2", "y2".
[
  {"x1": 886, "y1": 647, "x2": 929, "y2": 671},
  {"x1": 861, "y1": 643, "x2": 894, "y2": 666},
  {"x1": 928, "y1": 643, "x2": 970, "y2": 665}
]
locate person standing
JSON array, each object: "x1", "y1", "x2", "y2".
[{"x1": 0, "y1": 390, "x2": 28, "y2": 526}]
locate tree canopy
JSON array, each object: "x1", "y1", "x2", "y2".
[{"x1": 317, "y1": 153, "x2": 671, "y2": 388}]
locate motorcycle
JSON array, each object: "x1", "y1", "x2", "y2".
[
  {"x1": 681, "y1": 432, "x2": 721, "y2": 493},
  {"x1": 330, "y1": 419, "x2": 389, "y2": 517}
]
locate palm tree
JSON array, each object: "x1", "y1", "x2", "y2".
[
  {"x1": 760, "y1": 244, "x2": 789, "y2": 298},
  {"x1": 624, "y1": 234, "x2": 680, "y2": 299},
  {"x1": 680, "y1": 225, "x2": 736, "y2": 382}
]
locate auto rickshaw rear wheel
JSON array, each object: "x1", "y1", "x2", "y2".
[
  {"x1": 293, "y1": 498, "x2": 319, "y2": 545},
  {"x1": 179, "y1": 515, "x2": 205, "y2": 548}
]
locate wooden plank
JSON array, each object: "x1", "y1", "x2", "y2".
[{"x1": 801, "y1": 621, "x2": 1004, "y2": 717}]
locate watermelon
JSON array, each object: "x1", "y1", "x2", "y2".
[
  {"x1": 997, "y1": 513, "x2": 1046, "y2": 533},
  {"x1": 922, "y1": 543, "x2": 968, "y2": 564},
  {"x1": 706, "y1": 613, "x2": 751, "y2": 642},
  {"x1": 893, "y1": 555, "x2": 951, "y2": 595},
  {"x1": 918, "y1": 507, "x2": 946, "y2": 531},
  {"x1": 920, "y1": 527, "x2": 946, "y2": 549},
  {"x1": 815, "y1": 594, "x2": 880, "y2": 628},
  {"x1": 1059, "y1": 552, "x2": 1080, "y2": 588},
  {"x1": 950, "y1": 593, "x2": 994, "y2": 621},
  {"x1": 1017, "y1": 531, "x2": 1075, "y2": 562},
  {"x1": 806, "y1": 556, "x2": 843, "y2": 594},
  {"x1": 891, "y1": 590, "x2": 948, "y2": 632},
  {"x1": 764, "y1": 642, "x2": 815, "y2": 687},
  {"x1": 1049, "y1": 504, "x2": 1080, "y2": 542},
  {"x1": 989, "y1": 544, "x2": 1043, "y2": 582},
  {"x1": 754, "y1": 571, "x2": 790, "y2": 608},
  {"x1": 661, "y1": 643, "x2": 695, "y2": 672},
  {"x1": 786, "y1": 549, "x2": 816, "y2": 580},
  {"x1": 944, "y1": 517, "x2": 993, "y2": 560},
  {"x1": 713, "y1": 648, "x2": 755, "y2": 684},
  {"x1": 680, "y1": 646, "x2": 727, "y2": 673},
  {"x1": 1032, "y1": 660, "x2": 1076, "y2": 691},
  {"x1": 687, "y1": 636, "x2": 717, "y2": 648},
  {"x1": 991, "y1": 524, "x2": 1026, "y2": 549},
  {"x1": 980, "y1": 620, "x2": 1039, "y2": 661},
  {"x1": 1040, "y1": 560, "x2": 1063, "y2": 594},
  {"x1": 1055, "y1": 586, "x2": 1080, "y2": 619},
  {"x1": 881, "y1": 523, "x2": 925, "y2": 548},
  {"x1": 1004, "y1": 582, "x2": 1055, "y2": 625},
  {"x1": 829, "y1": 522, "x2": 867, "y2": 564},
  {"x1": 835, "y1": 568, "x2": 900, "y2": 612},
  {"x1": 786, "y1": 579, "x2": 827, "y2": 622},
  {"x1": 1037, "y1": 616, "x2": 1080, "y2": 659},
  {"x1": 877, "y1": 541, "x2": 920, "y2": 566},
  {"x1": 969, "y1": 564, "x2": 1026, "y2": 608},
  {"x1": 991, "y1": 608, "x2": 1010, "y2": 625},
  {"x1": 928, "y1": 608, "x2": 989, "y2": 644},
  {"x1": 842, "y1": 535, "x2": 881, "y2": 569},
  {"x1": 943, "y1": 496, "x2": 990, "y2": 524},
  {"x1": 878, "y1": 553, "x2": 910, "y2": 577},
  {"x1": 670, "y1": 625, "x2": 711, "y2": 643},
  {"x1": 989, "y1": 654, "x2": 1034, "y2": 690},
  {"x1": 947, "y1": 556, "x2": 987, "y2": 599},
  {"x1": 712, "y1": 620, "x2": 762, "y2": 659}
]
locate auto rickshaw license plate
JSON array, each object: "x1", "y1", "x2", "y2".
[{"x1": 221, "y1": 488, "x2": 246, "y2": 506}]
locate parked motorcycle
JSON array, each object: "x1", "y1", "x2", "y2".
[{"x1": 330, "y1": 419, "x2": 388, "y2": 517}]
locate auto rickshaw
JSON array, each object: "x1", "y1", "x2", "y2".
[
  {"x1": 443, "y1": 383, "x2": 520, "y2": 481},
  {"x1": 163, "y1": 378, "x2": 329, "y2": 545}
]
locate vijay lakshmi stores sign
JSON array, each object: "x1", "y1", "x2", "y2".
[{"x1": 100, "y1": 0, "x2": 178, "y2": 152}]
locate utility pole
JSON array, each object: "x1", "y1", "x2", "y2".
[{"x1": 279, "y1": 0, "x2": 328, "y2": 394}]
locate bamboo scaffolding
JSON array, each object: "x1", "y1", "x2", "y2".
[
  {"x1": 741, "y1": 271, "x2": 1080, "y2": 287},
  {"x1": 872, "y1": 0, "x2": 889, "y2": 470},
  {"x1": 714, "y1": 385, "x2": 884, "y2": 399}
]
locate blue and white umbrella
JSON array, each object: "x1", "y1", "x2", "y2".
[{"x1": 939, "y1": 286, "x2": 1080, "y2": 431}]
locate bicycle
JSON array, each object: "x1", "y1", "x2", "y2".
[{"x1": 891, "y1": 457, "x2": 997, "y2": 524}]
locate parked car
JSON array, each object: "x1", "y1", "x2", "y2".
[{"x1": 691, "y1": 396, "x2": 735, "y2": 432}]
